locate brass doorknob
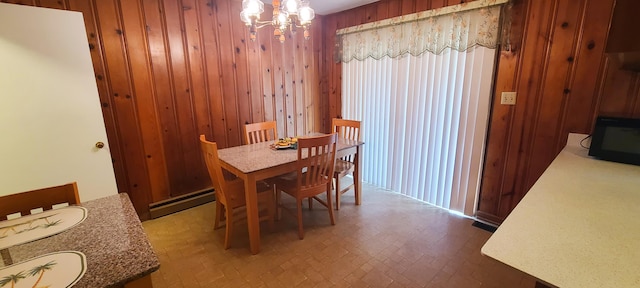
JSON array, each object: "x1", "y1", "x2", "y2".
[{"x1": 95, "y1": 142, "x2": 105, "y2": 149}]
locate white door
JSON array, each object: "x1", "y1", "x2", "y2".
[{"x1": 0, "y1": 3, "x2": 118, "y2": 201}]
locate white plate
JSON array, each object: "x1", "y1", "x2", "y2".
[
  {"x1": 0, "y1": 251, "x2": 86, "y2": 288},
  {"x1": 0, "y1": 206, "x2": 87, "y2": 250}
]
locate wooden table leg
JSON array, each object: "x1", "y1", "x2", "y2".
[
  {"x1": 354, "y1": 145, "x2": 362, "y2": 205},
  {"x1": 244, "y1": 175, "x2": 260, "y2": 254}
]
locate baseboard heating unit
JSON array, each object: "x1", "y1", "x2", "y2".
[{"x1": 149, "y1": 189, "x2": 215, "y2": 219}]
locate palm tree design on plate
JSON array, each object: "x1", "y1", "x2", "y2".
[
  {"x1": 0, "y1": 271, "x2": 26, "y2": 288},
  {"x1": 41, "y1": 220, "x2": 61, "y2": 229},
  {"x1": 0, "y1": 215, "x2": 63, "y2": 238},
  {"x1": 0, "y1": 261, "x2": 57, "y2": 288},
  {"x1": 28, "y1": 261, "x2": 56, "y2": 288}
]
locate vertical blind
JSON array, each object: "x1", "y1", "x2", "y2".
[{"x1": 339, "y1": 1, "x2": 503, "y2": 215}]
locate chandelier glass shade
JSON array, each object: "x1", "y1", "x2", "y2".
[{"x1": 240, "y1": 0, "x2": 315, "y2": 43}]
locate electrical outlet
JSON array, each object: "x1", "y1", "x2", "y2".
[{"x1": 501, "y1": 92, "x2": 517, "y2": 105}]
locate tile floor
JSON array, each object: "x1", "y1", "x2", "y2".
[{"x1": 142, "y1": 183, "x2": 536, "y2": 287}]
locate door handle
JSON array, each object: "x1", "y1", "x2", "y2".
[{"x1": 95, "y1": 142, "x2": 105, "y2": 149}]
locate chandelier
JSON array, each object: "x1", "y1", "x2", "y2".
[{"x1": 240, "y1": 0, "x2": 315, "y2": 43}]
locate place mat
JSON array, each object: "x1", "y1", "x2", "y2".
[
  {"x1": 0, "y1": 206, "x2": 87, "y2": 250},
  {"x1": 0, "y1": 251, "x2": 86, "y2": 288}
]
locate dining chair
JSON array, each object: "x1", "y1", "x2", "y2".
[
  {"x1": 199, "y1": 135, "x2": 275, "y2": 249},
  {"x1": 332, "y1": 118, "x2": 361, "y2": 210},
  {"x1": 244, "y1": 121, "x2": 278, "y2": 144},
  {"x1": 0, "y1": 182, "x2": 80, "y2": 221},
  {"x1": 273, "y1": 133, "x2": 338, "y2": 239}
]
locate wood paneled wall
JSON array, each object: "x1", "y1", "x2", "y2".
[
  {"x1": 2, "y1": 0, "x2": 324, "y2": 218},
  {"x1": 322, "y1": 0, "x2": 640, "y2": 223},
  {"x1": 478, "y1": 0, "x2": 640, "y2": 223},
  {"x1": 6, "y1": 0, "x2": 640, "y2": 221}
]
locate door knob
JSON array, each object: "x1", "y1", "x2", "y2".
[{"x1": 95, "y1": 142, "x2": 105, "y2": 149}]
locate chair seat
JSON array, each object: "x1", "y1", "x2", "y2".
[
  {"x1": 225, "y1": 178, "x2": 273, "y2": 208},
  {"x1": 273, "y1": 171, "x2": 329, "y2": 196},
  {"x1": 273, "y1": 177, "x2": 295, "y2": 195},
  {"x1": 334, "y1": 159, "x2": 354, "y2": 176},
  {"x1": 226, "y1": 178, "x2": 271, "y2": 192}
]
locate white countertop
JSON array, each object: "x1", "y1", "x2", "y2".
[{"x1": 481, "y1": 133, "x2": 640, "y2": 288}]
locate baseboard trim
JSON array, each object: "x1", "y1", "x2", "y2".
[
  {"x1": 149, "y1": 189, "x2": 215, "y2": 219},
  {"x1": 475, "y1": 211, "x2": 504, "y2": 225}
]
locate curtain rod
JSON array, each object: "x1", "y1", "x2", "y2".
[{"x1": 336, "y1": 0, "x2": 509, "y2": 36}]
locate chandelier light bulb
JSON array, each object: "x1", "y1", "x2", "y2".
[
  {"x1": 240, "y1": 10, "x2": 252, "y2": 25},
  {"x1": 298, "y1": 6, "x2": 314, "y2": 24},
  {"x1": 277, "y1": 11, "x2": 289, "y2": 26},
  {"x1": 284, "y1": 0, "x2": 300, "y2": 15},
  {"x1": 242, "y1": 0, "x2": 264, "y2": 16},
  {"x1": 247, "y1": 2, "x2": 258, "y2": 13},
  {"x1": 240, "y1": 0, "x2": 314, "y2": 42}
]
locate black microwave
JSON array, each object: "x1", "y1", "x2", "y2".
[{"x1": 588, "y1": 116, "x2": 640, "y2": 166}]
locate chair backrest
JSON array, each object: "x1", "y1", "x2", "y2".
[
  {"x1": 0, "y1": 182, "x2": 80, "y2": 221},
  {"x1": 333, "y1": 118, "x2": 361, "y2": 163},
  {"x1": 244, "y1": 121, "x2": 278, "y2": 144},
  {"x1": 199, "y1": 135, "x2": 230, "y2": 205},
  {"x1": 332, "y1": 118, "x2": 361, "y2": 141},
  {"x1": 296, "y1": 134, "x2": 338, "y2": 193}
]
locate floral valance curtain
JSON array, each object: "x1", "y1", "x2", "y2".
[{"x1": 337, "y1": 0, "x2": 507, "y2": 63}]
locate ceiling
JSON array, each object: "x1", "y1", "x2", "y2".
[{"x1": 262, "y1": 0, "x2": 380, "y2": 15}]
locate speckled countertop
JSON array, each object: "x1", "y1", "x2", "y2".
[
  {"x1": 3, "y1": 193, "x2": 159, "y2": 288},
  {"x1": 217, "y1": 135, "x2": 364, "y2": 173},
  {"x1": 481, "y1": 133, "x2": 640, "y2": 288}
]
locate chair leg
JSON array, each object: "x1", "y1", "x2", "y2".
[
  {"x1": 276, "y1": 189, "x2": 281, "y2": 221},
  {"x1": 214, "y1": 200, "x2": 223, "y2": 229},
  {"x1": 308, "y1": 197, "x2": 313, "y2": 209},
  {"x1": 335, "y1": 176, "x2": 341, "y2": 210},
  {"x1": 326, "y1": 184, "x2": 335, "y2": 225},
  {"x1": 267, "y1": 192, "x2": 275, "y2": 231},
  {"x1": 224, "y1": 207, "x2": 234, "y2": 249},
  {"x1": 297, "y1": 198, "x2": 304, "y2": 240}
]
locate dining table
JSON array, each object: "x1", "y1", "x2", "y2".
[
  {"x1": 217, "y1": 134, "x2": 364, "y2": 254},
  {"x1": 0, "y1": 193, "x2": 159, "y2": 288}
]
